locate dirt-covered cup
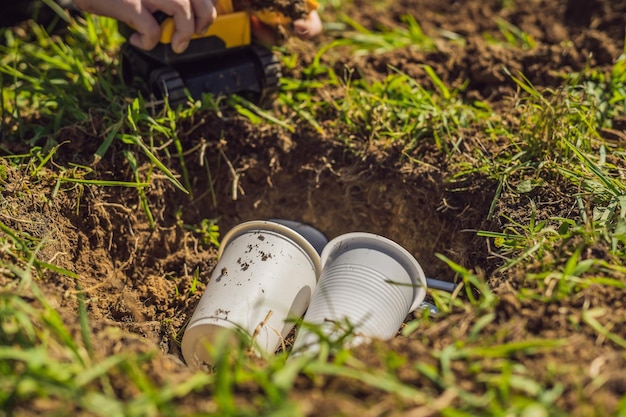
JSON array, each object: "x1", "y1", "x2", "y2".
[{"x1": 182, "y1": 220, "x2": 321, "y2": 369}]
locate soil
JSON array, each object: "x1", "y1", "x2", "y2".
[
  {"x1": 235, "y1": 0, "x2": 310, "y2": 20},
  {"x1": 2, "y1": 0, "x2": 626, "y2": 415}
]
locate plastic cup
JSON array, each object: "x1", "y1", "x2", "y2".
[
  {"x1": 291, "y1": 232, "x2": 427, "y2": 354},
  {"x1": 182, "y1": 220, "x2": 321, "y2": 369}
]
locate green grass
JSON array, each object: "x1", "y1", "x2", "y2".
[{"x1": 1, "y1": 2, "x2": 626, "y2": 417}]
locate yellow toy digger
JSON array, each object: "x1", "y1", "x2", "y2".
[{"x1": 119, "y1": 0, "x2": 317, "y2": 105}]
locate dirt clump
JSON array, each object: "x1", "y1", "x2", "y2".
[{"x1": 234, "y1": 0, "x2": 310, "y2": 20}]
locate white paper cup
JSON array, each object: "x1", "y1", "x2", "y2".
[
  {"x1": 182, "y1": 221, "x2": 321, "y2": 369},
  {"x1": 291, "y1": 232, "x2": 427, "y2": 354}
]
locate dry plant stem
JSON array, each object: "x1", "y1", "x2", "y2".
[
  {"x1": 402, "y1": 389, "x2": 458, "y2": 417},
  {"x1": 218, "y1": 147, "x2": 241, "y2": 200},
  {"x1": 251, "y1": 309, "x2": 274, "y2": 342}
]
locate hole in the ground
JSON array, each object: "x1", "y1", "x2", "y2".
[{"x1": 176, "y1": 130, "x2": 498, "y2": 285}]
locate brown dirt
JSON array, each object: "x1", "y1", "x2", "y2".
[
  {"x1": 2, "y1": 0, "x2": 626, "y2": 415},
  {"x1": 235, "y1": 0, "x2": 310, "y2": 20}
]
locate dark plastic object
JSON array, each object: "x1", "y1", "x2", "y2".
[
  {"x1": 425, "y1": 278, "x2": 456, "y2": 292},
  {"x1": 268, "y1": 219, "x2": 329, "y2": 255}
]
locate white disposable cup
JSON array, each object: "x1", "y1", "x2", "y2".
[
  {"x1": 182, "y1": 221, "x2": 321, "y2": 369},
  {"x1": 291, "y1": 232, "x2": 427, "y2": 354}
]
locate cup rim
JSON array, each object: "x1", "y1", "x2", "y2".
[
  {"x1": 218, "y1": 220, "x2": 323, "y2": 278},
  {"x1": 320, "y1": 232, "x2": 427, "y2": 312}
]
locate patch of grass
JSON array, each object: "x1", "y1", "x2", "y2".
[
  {"x1": 278, "y1": 16, "x2": 486, "y2": 156},
  {"x1": 176, "y1": 208, "x2": 221, "y2": 248},
  {"x1": 0, "y1": 284, "x2": 214, "y2": 417},
  {"x1": 477, "y1": 200, "x2": 563, "y2": 271},
  {"x1": 463, "y1": 55, "x2": 626, "y2": 264},
  {"x1": 483, "y1": 18, "x2": 536, "y2": 50},
  {"x1": 0, "y1": 217, "x2": 77, "y2": 280},
  {"x1": 0, "y1": 16, "x2": 121, "y2": 143},
  {"x1": 329, "y1": 14, "x2": 438, "y2": 56},
  {"x1": 281, "y1": 64, "x2": 488, "y2": 156}
]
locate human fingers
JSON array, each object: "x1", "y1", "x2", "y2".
[
  {"x1": 293, "y1": 10, "x2": 322, "y2": 39},
  {"x1": 145, "y1": 0, "x2": 193, "y2": 53},
  {"x1": 128, "y1": 9, "x2": 163, "y2": 50},
  {"x1": 191, "y1": 0, "x2": 216, "y2": 35},
  {"x1": 74, "y1": 0, "x2": 162, "y2": 50},
  {"x1": 149, "y1": 0, "x2": 215, "y2": 52}
]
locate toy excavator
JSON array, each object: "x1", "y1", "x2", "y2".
[{"x1": 119, "y1": 0, "x2": 317, "y2": 105}]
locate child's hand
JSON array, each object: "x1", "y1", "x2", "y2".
[
  {"x1": 250, "y1": 10, "x2": 322, "y2": 45},
  {"x1": 74, "y1": 0, "x2": 216, "y2": 53},
  {"x1": 292, "y1": 10, "x2": 322, "y2": 40}
]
